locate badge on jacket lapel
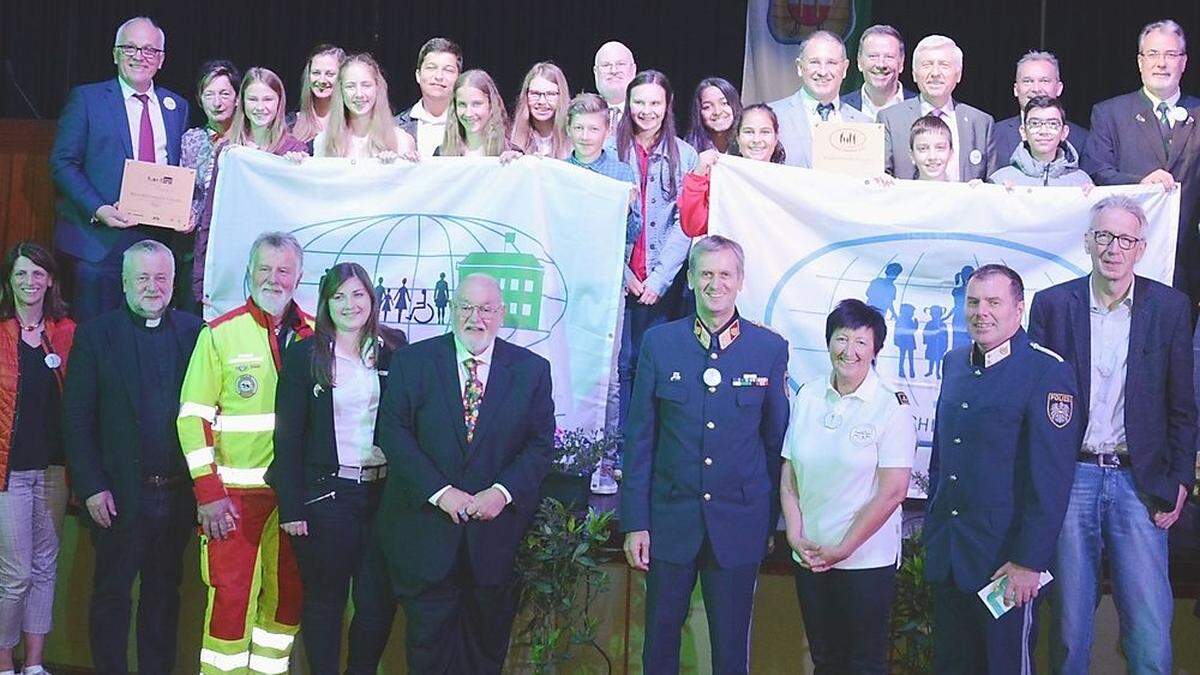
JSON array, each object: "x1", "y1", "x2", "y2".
[
  {"x1": 163, "y1": 96, "x2": 176, "y2": 111},
  {"x1": 969, "y1": 149, "x2": 983, "y2": 166},
  {"x1": 1047, "y1": 392, "x2": 1073, "y2": 429}
]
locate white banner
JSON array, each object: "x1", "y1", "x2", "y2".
[
  {"x1": 204, "y1": 148, "x2": 631, "y2": 431},
  {"x1": 710, "y1": 155, "x2": 1181, "y2": 488}
]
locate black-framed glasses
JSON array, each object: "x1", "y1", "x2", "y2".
[
  {"x1": 1024, "y1": 119, "x2": 1063, "y2": 132},
  {"x1": 115, "y1": 44, "x2": 164, "y2": 59},
  {"x1": 1091, "y1": 230, "x2": 1142, "y2": 251}
]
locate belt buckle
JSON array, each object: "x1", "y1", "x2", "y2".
[{"x1": 1097, "y1": 453, "x2": 1120, "y2": 469}]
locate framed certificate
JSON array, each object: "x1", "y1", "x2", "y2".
[
  {"x1": 118, "y1": 159, "x2": 196, "y2": 231},
  {"x1": 811, "y1": 121, "x2": 885, "y2": 178}
]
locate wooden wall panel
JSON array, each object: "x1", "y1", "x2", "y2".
[{"x1": 0, "y1": 119, "x2": 57, "y2": 254}]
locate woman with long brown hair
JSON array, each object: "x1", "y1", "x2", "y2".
[
  {"x1": 290, "y1": 44, "x2": 345, "y2": 143},
  {"x1": 439, "y1": 69, "x2": 515, "y2": 157},
  {"x1": 0, "y1": 242, "x2": 75, "y2": 675},
  {"x1": 509, "y1": 62, "x2": 571, "y2": 158},
  {"x1": 268, "y1": 262, "x2": 404, "y2": 674}
]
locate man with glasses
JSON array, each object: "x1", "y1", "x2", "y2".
[
  {"x1": 50, "y1": 16, "x2": 189, "y2": 322},
  {"x1": 989, "y1": 96, "x2": 1092, "y2": 186},
  {"x1": 992, "y1": 51, "x2": 1089, "y2": 170},
  {"x1": 840, "y1": 24, "x2": 917, "y2": 121},
  {"x1": 768, "y1": 30, "x2": 871, "y2": 168},
  {"x1": 878, "y1": 34, "x2": 995, "y2": 181},
  {"x1": 1083, "y1": 19, "x2": 1200, "y2": 305},
  {"x1": 376, "y1": 273, "x2": 555, "y2": 674},
  {"x1": 1029, "y1": 195, "x2": 1196, "y2": 674},
  {"x1": 592, "y1": 40, "x2": 637, "y2": 134},
  {"x1": 395, "y1": 37, "x2": 462, "y2": 158}
]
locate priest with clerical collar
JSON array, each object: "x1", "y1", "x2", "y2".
[
  {"x1": 922, "y1": 263, "x2": 1081, "y2": 673},
  {"x1": 620, "y1": 235, "x2": 790, "y2": 675}
]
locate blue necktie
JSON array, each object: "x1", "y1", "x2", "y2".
[{"x1": 816, "y1": 102, "x2": 834, "y2": 121}]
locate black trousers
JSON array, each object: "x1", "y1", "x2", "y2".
[
  {"x1": 643, "y1": 536, "x2": 760, "y2": 675},
  {"x1": 932, "y1": 580, "x2": 1038, "y2": 674},
  {"x1": 290, "y1": 477, "x2": 395, "y2": 675},
  {"x1": 399, "y1": 540, "x2": 520, "y2": 675},
  {"x1": 88, "y1": 483, "x2": 195, "y2": 675},
  {"x1": 793, "y1": 563, "x2": 896, "y2": 675}
]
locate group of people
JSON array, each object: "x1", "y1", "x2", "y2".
[{"x1": 0, "y1": 9, "x2": 1194, "y2": 675}]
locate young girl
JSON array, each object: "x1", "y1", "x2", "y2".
[
  {"x1": 683, "y1": 77, "x2": 742, "y2": 154},
  {"x1": 510, "y1": 62, "x2": 571, "y2": 158},
  {"x1": 316, "y1": 53, "x2": 416, "y2": 160},
  {"x1": 439, "y1": 69, "x2": 515, "y2": 157},
  {"x1": 290, "y1": 44, "x2": 345, "y2": 143}
]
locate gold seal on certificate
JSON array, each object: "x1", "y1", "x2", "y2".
[
  {"x1": 118, "y1": 159, "x2": 197, "y2": 231},
  {"x1": 811, "y1": 121, "x2": 885, "y2": 178}
]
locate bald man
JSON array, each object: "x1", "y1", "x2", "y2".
[{"x1": 593, "y1": 40, "x2": 637, "y2": 134}]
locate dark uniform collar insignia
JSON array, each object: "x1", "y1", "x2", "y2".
[{"x1": 695, "y1": 312, "x2": 741, "y2": 351}]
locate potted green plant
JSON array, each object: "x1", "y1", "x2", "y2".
[
  {"x1": 890, "y1": 471, "x2": 933, "y2": 674},
  {"x1": 513, "y1": 498, "x2": 615, "y2": 673},
  {"x1": 542, "y1": 428, "x2": 622, "y2": 511}
]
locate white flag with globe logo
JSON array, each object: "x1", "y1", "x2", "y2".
[
  {"x1": 709, "y1": 155, "x2": 1181, "y2": 493},
  {"x1": 204, "y1": 147, "x2": 631, "y2": 431}
]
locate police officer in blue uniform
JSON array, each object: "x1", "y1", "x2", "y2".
[
  {"x1": 925, "y1": 264, "x2": 1081, "y2": 674},
  {"x1": 620, "y1": 235, "x2": 789, "y2": 675}
]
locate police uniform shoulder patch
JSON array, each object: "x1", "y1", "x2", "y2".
[
  {"x1": 1047, "y1": 392, "x2": 1074, "y2": 428},
  {"x1": 894, "y1": 391, "x2": 910, "y2": 405},
  {"x1": 1029, "y1": 342, "x2": 1065, "y2": 363}
]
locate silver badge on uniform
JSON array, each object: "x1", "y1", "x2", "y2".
[
  {"x1": 1047, "y1": 392, "x2": 1073, "y2": 429},
  {"x1": 703, "y1": 368, "x2": 722, "y2": 387},
  {"x1": 236, "y1": 373, "x2": 259, "y2": 399}
]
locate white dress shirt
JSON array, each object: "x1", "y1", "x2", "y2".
[
  {"x1": 799, "y1": 87, "x2": 845, "y2": 131},
  {"x1": 410, "y1": 100, "x2": 448, "y2": 158},
  {"x1": 118, "y1": 78, "x2": 167, "y2": 163},
  {"x1": 1082, "y1": 277, "x2": 1133, "y2": 452},
  {"x1": 332, "y1": 349, "x2": 385, "y2": 467},
  {"x1": 919, "y1": 96, "x2": 961, "y2": 181},
  {"x1": 858, "y1": 84, "x2": 906, "y2": 122},
  {"x1": 429, "y1": 336, "x2": 512, "y2": 505},
  {"x1": 782, "y1": 368, "x2": 917, "y2": 569},
  {"x1": 1143, "y1": 88, "x2": 1183, "y2": 128}
]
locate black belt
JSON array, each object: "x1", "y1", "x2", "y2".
[
  {"x1": 332, "y1": 464, "x2": 388, "y2": 483},
  {"x1": 1076, "y1": 452, "x2": 1129, "y2": 469},
  {"x1": 143, "y1": 474, "x2": 188, "y2": 487}
]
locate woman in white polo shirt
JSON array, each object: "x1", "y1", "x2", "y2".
[{"x1": 781, "y1": 298, "x2": 917, "y2": 674}]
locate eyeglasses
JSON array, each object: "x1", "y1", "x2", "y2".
[
  {"x1": 528, "y1": 89, "x2": 560, "y2": 101},
  {"x1": 115, "y1": 44, "x2": 164, "y2": 59},
  {"x1": 1091, "y1": 230, "x2": 1143, "y2": 251},
  {"x1": 1139, "y1": 50, "x2": 1186, "y2": 62},
  {"x1": 597, "y1": 61, "x2": 631, "y2": 72},
  {"x1": 455, "y1": 303, "x2": 502, "y2": 318},
  {"x1": 1024, "y1": 119, "x2": 1063, "y2": 131}
]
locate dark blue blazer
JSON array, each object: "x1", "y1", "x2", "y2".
[
  {"x1": 1028, "y1": 275, "x2": 1197, "y2": 508},
  {"x1": 267, "y1": 336, "x2": 403, "y2": 524},
  {"x1": 992, "y1": 114, "x2": 1090, "y2": 172},
  {"x1": 839, "y1": 86, "x2": 917, "y2": 115},
  {"x1": 49, "y1": 78, "x2": 189, "y2": 262},
  {"x1": 393, "y1": 102, "x2": 418, "y2": 140},
  {"x1": 62, "y1": 308, "x2": 201, "y2": 527},
  {"x1": 1082, "y1": 90, "x2": 1200, "y2": 296},
  {"x1": 374, "y1": 333, "x2": 555, "y2": 596},
  {"x1": 619, "y1": 316, "x2": 789, "y2": 569},
  {"x1": 924, "y1": 329, "x2": 1080, "y2": 591}
]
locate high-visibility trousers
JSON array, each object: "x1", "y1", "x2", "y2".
[{"x1": 198, "y1": 488, "x2": 301, "y2": 674}]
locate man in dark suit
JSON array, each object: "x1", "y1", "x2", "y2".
[
  {"x1": 62, "y1": 239, "x2": 201, "y2": 675},
  {"x1": 991, "y1": 51, "x2": 1089, "y2": 173},
  {"x1": 1082, "y1": 19, "x2": 1200, "y2": 304},
  {"x1": 1028, "y1": 196, "x2": 1196, "y2": 674},
  {"x1": 393, "y1": 37, "x2": 462, "y2": 158},
  {"x1": 925, "y1": 264, "x2": 1080, "y2": 673},
  {"x1": 376, "y1": 273, "x2": 555, "y2": 674},
  {"x1": 839, "y1": 24, "x2": 917, "y2": 121},
  {"x1": 49, "y1": 16, "x2": 188, "y2": 322},
  {"x1": 878, "y1": 34, "x2": 995, "y2": 181},
  {"x1": 621, "y1": 235, "x2": 789, "y2": 674}
]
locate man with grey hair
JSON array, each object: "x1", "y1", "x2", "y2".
[
  {"x1": 376, "y1": 273, "x2": 555, "y2": 673},
  {"x1": 840, "y1": 24, "x2": 917, "y2": 121},
  {"x1": 768, "y1": 30, "x2": 872, "y2": 168},
  {"x1": 993, "y1": 51, "x2": 1090, "y2": 167},
  {"x1": 1029, "y1": 195, "x2": 1195, "y2": 674},
  {"x1": 50, "y1": 16, "x2": 189, "y2": 322},
  {"x1": 622, "y1": 235, "x2": 789, "y2": 674},
  {"x1": 63, "y1": 238, "x2": 202, "y2": 674},
  {"x1": 1083, "y1": 19, "x2": 1200, "y2": 306},
  {"x1": 878, "y1": 34, "x2": 995, "y2": 180},
  {"x1": 177, "y1": 231, "x2": 314, "y2": 674}
]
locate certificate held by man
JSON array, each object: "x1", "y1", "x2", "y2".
[
  {"x1": 118, "y1": 159, "x2": 196, "y2": 230},
  {"x1": 811, "y1": 121, "x2": 885, "y2": 177}
]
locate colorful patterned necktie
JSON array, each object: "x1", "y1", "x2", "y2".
[
  {"x1": 462, "y1": 357, "x2": 483, "y2": 443},
  {"x1": 133, "y1": 93, "x2": 155, "y2": 162}
]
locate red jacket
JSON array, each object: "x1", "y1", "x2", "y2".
[
  {"x1": 679, "y1": 172, "x2": 711, "y2": 238},
  {"x1": 0, "y1": 316, "x2": 76, "y2": 490}
]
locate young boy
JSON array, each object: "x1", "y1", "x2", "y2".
[
  {"x1": 989, "y1": 95, "x2": 1092, "y2": 187},
  {"x1": 909, "y1": 114, "x2": 955, "y2": 181}
]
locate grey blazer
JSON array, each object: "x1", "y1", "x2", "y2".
[
  {"x1": 878, "y1": 97, "x2": 996, "y2": 180},
  {"x1": 767, "y1": 90, "x2": 872, "y2": 168}
]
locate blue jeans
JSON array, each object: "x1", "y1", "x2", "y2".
[
  {"x1": 1048, "y1": 463, "x2": 1172, "y2": 674},
  {"x1": 617, "y1": 292, "x2": 674, "y2": 430}
]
